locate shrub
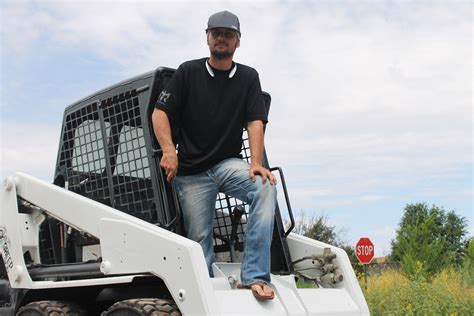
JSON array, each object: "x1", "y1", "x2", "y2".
[
  {"x1": 363, "y1": 267, "x2": 474, "y2": 315},
  {"x1": 461, "y1": 237, "x2": 474, "y2": 286}
]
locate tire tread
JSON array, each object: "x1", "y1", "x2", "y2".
[
  {"x1": 102, "y1": 298, "x2": 181, "y2": 316},
  {"x1": 17, "y1": 300, "x2": 86, "y2": 316}
]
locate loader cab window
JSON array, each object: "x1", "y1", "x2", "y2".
[
  {"x1": 114, "y1": 125, "x2": 150, "y2": 179},
  {"x1": 72, "y1": 120, "x2": 110, "y2": 173},
  {"x1": 111, "y1": 124, "x2": 156, "y2": 222}
]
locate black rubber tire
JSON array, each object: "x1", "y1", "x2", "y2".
[
  {"x1": 16, "y1": 300, "x2": 86, "y2": 316},
  {"x1": 102, "y1": 298, "x2": 181, "y2": 316}
]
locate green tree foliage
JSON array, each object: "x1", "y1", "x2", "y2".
[
  {"x1": 291, "y1": 212, "x2": 345, "y2": 246},
  {"x1": 390, "y1": 203, "x2": 468, "y2": 279},
  {"x1": 465, "y1": 237, "x2": 474, "y2": 264},
  {"x1": 289, "y1": 213, "x2": 359, "y2": 269},
  {"x1": 462, "y1": 237, "x2": 474, "y2": 286},
  {"x1": 444, "y1": 211, "x2": 469, "y2": 264},
  {"x1": 296, "y1": 213, "x2": 339, "y2": 245}
]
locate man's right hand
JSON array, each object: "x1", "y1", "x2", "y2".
[{"x1": 160, "y1": 150, "x2": 178, "y2": 182}]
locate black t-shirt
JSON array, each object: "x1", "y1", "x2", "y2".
[{"x1": 155, "y1": 58, "x2": 267, "y2": 176}]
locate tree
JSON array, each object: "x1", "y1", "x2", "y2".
[
  {"x1": 462, "y1": 237, "x2": 474, "y2": 286},
  {"x1": 287, "y1": 212, "x2": 360, "y2": 269},
  {"x1": 290, "y1": 212, "x2": 345, "y2": 246},
  {"x1": 444, "y1": 211, "x2": 469, "y2": 265},
  {"x1": 390, "y1": 203, "x2": 468, "y2": 279},
  {"x1": 300, "y1": 214, "x2": 339, "y2": 245}
]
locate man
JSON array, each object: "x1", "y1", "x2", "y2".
[{"x1": 152, "y1": 10, "x2": 276, "y2": 300}]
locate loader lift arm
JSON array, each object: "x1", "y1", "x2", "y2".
[{"x1": 1, "y1": 172, "x2": 218, "y2": 315}]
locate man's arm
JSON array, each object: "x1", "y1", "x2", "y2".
[
  {"x1": 246, "y1": 120, "x2": 277, "y2": 185},
  {"x1": 152, "y1": 108, "x2": 178, "y2": 182}
]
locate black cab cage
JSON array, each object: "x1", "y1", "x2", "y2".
[{"x1": 45, "y1": 67, "x2": 293, "y2": 275}]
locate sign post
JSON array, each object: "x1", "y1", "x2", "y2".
[{"x1": 355, "y1": 237, "x2": 374, "y2": 291}]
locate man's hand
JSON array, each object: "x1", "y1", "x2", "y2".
[
  {"x1": 160, "y1": 150, "x2": 178, "y2": 182},
  {"x1": 249, "y1": 163, "x2": 277, "y2": 185}
]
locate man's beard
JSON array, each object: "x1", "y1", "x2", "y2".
[
  {"x1": 211, "y1": 43, "x2": 234, "y2": 59},
  {"x1": 210, "y1": 49, "x2": 232, "y2": 60}
]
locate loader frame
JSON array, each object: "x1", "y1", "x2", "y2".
[
  {"x1": 1, "y1": 172, "x2": 369, "y2": 315},
  {"x1": 0, "y1": 67, "x2": 369, "y2": 315}
]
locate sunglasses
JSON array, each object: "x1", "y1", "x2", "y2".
[{"x1": 209, "y1": 29, "x2": 238, "y2": 39}]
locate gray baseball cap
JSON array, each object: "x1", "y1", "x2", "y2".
[{"x1": 206, "y1": 11, "x2": 240, "y2": 35}]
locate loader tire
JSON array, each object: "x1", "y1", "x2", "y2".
[
  {"x1": 102, "y1": 298, "x2": 181, "y2": 316},
  {"x1": 16, "y1": 300, "x2": 86, "y2": 316}
]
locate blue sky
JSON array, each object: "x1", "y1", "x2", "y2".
[{"x1": 1, "y1": 0, "x2": 472, "y2": 256}]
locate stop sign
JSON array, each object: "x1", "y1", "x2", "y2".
[{"x1": 356, "y1": 237, "x2": 374, "y2": 264}]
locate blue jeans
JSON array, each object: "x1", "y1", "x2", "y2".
[{"x1": 174, "y1": 158, "x2": 276, "y2": 285}]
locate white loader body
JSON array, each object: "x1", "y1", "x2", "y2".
[{"x1": 1, "y1": 172, "x2": 369, "y2": 315}]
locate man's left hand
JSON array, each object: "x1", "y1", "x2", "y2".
[{"x1": 249, "y1": 163, "x2": 277, "y2": 185}]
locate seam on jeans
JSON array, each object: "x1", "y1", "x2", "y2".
[
  {"x1": 221, "y1": 183, "x2": 251, "y2": 202},
  {"x1": 206, "y1": 170, "x2": 220, "y2": 187},
  {"x1": 217, "y1": 158, "x2": 249, "y2": 181}
]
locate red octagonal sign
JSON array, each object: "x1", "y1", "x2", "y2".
[{"x1": 356, "y1": 237, "x2": 374, "y2": 264}]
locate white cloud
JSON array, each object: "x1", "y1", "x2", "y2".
[
  {"x1": 288, "y1": 188, "x2": 334, "y2": 198},
  {"x1": 463, "y1": 188, "x2": 473, "y2": 197},
  {"x1": 360, "y1": 195, "x2": 391, "y2": 202},
  {"x1": 371, "y1": 226, "x2": 397, "y2": 238},
  {"x1": 0, "y1": 3, "x2": 51, "y2": 56},
  {"x1": 2, "y1": 1, "x2": 205, "y2": 71},
  {"x1": 0, "y1": 121, "x2": 60, "y2": 181}
]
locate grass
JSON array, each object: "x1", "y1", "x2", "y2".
[
  {"x1": 295, "y1": 278, "x2": 318, "y2": 288},
  {"x1": 362, "y1": 266, "x2": 474, "y2": 315}
]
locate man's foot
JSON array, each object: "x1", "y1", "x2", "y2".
[{"x1": 238, "y1": 282, "x2": 274, "y2": 300}]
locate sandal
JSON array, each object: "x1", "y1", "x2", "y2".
[{"x1": 237, "y1": 281, "x2": 275, "y2": 300}]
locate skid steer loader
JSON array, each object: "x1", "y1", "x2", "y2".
[{"x1": 0, "y1": 67, "x2": 369, "y2": 315}]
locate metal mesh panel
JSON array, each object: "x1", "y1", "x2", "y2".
[
  {"x1": 60, "y1": 102, "x2": 112, "y2": 204},
  {"x1": 43, "y1": 90, "x2": 161, "y2": 264},
  {"x1": 38, "y1": 219, "x2": 56, "y2": 264},
  {"x1": 104, "y1": 97, "x2": 157, "y2": 223},
  {"x1": 72, "y1": 120, "x2": 108, "y2": 173},
  {"x1": 41, "y1": 102, "x2": 109, "y2": 264},
  {"x1": 213, "y1": 129, "x2": 250, "y2": 253}
]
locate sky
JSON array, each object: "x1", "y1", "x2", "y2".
[{"x1": 1, "y1": 0, "x2": 472, "y2": 257}]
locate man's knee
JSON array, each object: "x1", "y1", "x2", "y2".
[{"x1": 254, "y1": 176, "x2": 277, "y2": 200}]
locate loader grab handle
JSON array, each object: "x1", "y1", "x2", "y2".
[
  {"x1": 269, "y1": 167, "x2": 295, "y2": 237},
  {"x1": 152, "y1": 148, "x2": 181, "y2": 229}
]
